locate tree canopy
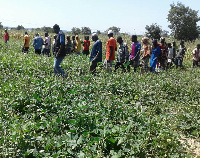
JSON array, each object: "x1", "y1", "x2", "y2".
[
  {"x1": 81, "y1": 27, "x2": 91, "y2": 35},
  {"x1": 145, "y1": 23, "x2": 162, "y2": 40},
  {"x1": 168, "y1": 2, "x2": 200, "y2": 41}
]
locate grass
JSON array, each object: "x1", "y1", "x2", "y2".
[{"x1": 0, "y1": 38, "x2": 200, "y2": 157}]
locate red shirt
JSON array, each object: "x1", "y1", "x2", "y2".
[
  {"x1": 4, "y1": 32, "x2": 9, "y2": 41},
  {"x1": 83, "y1": 40, "x2": 90, "y2": 50},
  {"x1": 106, "y1": 37, "x2": 117, "y2": 60}
]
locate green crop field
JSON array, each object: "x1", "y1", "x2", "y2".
[{"x1": 0, "y1": 35, "x2": 200, "y2": 157}]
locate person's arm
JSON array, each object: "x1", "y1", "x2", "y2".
[{"x1": 8, "y1": 33, "x2": 9, "y2": 41}]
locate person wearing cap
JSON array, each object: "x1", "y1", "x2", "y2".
[
  {"x1": 4, "y1": 29, "x2": 9, "y2": 44},
  {"x1": 130, "y1": 35, "x2": 141, "y2": 72},
  {"x1": 104, "y1": 30, "x2": 117, "y2": 71},
  {"x1": 75, "y1": 35, "x2": 81, "y2": 55},
  {"x1": 89, "y1": 33, "x2": 102, "y2": 74},
  {"x1": 33, "y1": 33, "x2": 44, "y2": 55},
  {"x1": 53, "y1": 24, "x2": 67, "y2": 77},
  {"x1": 42, "y1": 32, "x2": 51, "y2": 56},
  {"x1": 114, "y1": 36, "x2": 129, "y2": 72},
  {"x1": 141, "y1": 37, "x2": 151, "y2": 72},
  {"x1": 22, "y1": 32, "x2": 30, "y2": 53},
  {"x1": 82, "y1": 36, "x2": 90, "y2": 56},
  {"x1": 150, "y1": 40, "x2": 161, "y2": 72}
]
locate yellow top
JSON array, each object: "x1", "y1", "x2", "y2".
[{"x1": 75, "y1": 35, "x2": 81, "y2": 53}]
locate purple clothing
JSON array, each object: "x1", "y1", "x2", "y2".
[{"x1": 130, "y1": 42, "x2": 141, "y2": 61}]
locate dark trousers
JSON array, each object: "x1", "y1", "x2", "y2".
[
  {"x1": 35, "y1": 49, "x2": 41, "y2": 55},
  {"x1": 90, "y1": 61, "x2": 98, "y2": 74},
  {"x1": 22, "y1": 47, "x2": 29, "y2": 53},
  {"x1": 115, "y1": 62, "x2": 130, "y2": 72},
  {"x1": 193, "y1": 60, "x2": 199, "y2": 67}
]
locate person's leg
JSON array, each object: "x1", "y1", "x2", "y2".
[
  {"x1": 90, "y1": 61, "x2": 98, "y2": 74},
  {"x1": 115, "y1": 62, "x2": 121, "y2": 71},
  {"x1": 53, "y1": 56, "x2": 67, "y2": 77}
]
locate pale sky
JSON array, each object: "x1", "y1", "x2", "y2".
[{"x1": 0, "y1": 0, "x2": 199, "y2": 34}]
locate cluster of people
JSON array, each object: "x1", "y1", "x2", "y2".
[{"x1": 3, "y1": 26, "x2": 200, "y2": 78}]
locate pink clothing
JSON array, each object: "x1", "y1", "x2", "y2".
[{"x1": 130, "y1": 44, "x2": 136, "y2": 59}]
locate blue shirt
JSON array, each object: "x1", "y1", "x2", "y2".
[
  {"x1": 58, "y1": 30, "x2": 65, "y2": 44},
  {"x1": 90, "y1": 40, "x2": 102, "y2": 62},
  {"x1": 130, "y1": 42, "x2": 141, "y2": 61},
  {"x1": 33, "y1": 36, "x2": 44, "y2": 50}
]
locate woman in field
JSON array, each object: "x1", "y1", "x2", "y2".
[
  {"x1": 150, "y1": 40, "x2": 161, "y2": 72},
  {"x1": 141, "y1": 37, "x2": 151, "y2": 72}
]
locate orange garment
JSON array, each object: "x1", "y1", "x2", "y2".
[
  {"x1": 23, "y1": 35, "x2": 30, "y2": 47},
  {"x1": 83, "y1": 40, "x2": 90, "y2": 50},
  {"x1": 106, "y1": 37, "x2": 117, "y2": 60}
]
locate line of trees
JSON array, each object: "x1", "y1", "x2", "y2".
[{"x1": 1, "y1": 2, "x2": 200, "y2": 41}]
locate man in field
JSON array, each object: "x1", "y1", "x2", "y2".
[
  {"x1": 4, "y1": 29, "x2": 9, "y2": 44},
  {"x1": 104, "y1": 30, "x2": 117, "y2": 72},
  {"x1": 192, "y1": 44, "x2": 200, "y2": 68},
  {"x1": 42, "y1": 32, "x2": 51, "y2": 56},
  {"x1": 33, "y1": 33, "x2": 44, "y2": 55},
  {"x1": 53, "y1": 24, "x2": 67, "y2": 77},
  {"x1": 89, "y1": 33, "x2": 102, "y2": 74},
  {"x1": 130, "y1": 35, "x2": 141, "y2": 72},
  {"x1": 114, "y1": 36, "x2": 129, "y2": 72}
]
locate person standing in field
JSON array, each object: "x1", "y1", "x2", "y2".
[
  {"x1": 159, "y1": 37, "x2": 168, "y2": 70},
  {"x1": 141, "y1": 37, "x2": 151, "y2": 73},
  {"x1": 174, "y1": 41, "x2": 186, "y2": 68},
  {"x1": 65, "y1": 36, "x2": 72, "y2": 54},
  {"x1": 53, "y1": 24, "x2": 67, "y2": 77},
  {"x1": 82, "y1": 36, "x2": 90, "y2": 56},
  {"x1": 114, "y1": 36, "x2": 129, "y2": 72},
  {"x1": 33, "y1": 33, "x2": 44, "y2": 55},
  {"x1": 192, "y1": 44, "x2": 200, "y2": 68},
  {"x1": 4, "y1": 29, "x2": 9, "y2": 44},
  {"x1": 42, "y1": 32, "x2": 51, "y2": 56},
  {"x1": 22, "y1": 32, "x2": 30, "y2": 53},
  {"x1": 130, "y1": 35, "x2": 141, "y2": 72},
  {"x1": 75, "y1": 35, "x2": 81, "y2": 55},
  {"x1": 104, "y1": 30, "x2": 117, "y2": 71},
  {"x1": 89, "y1": 33, "x2": 102, "y2": 74},
  {"x1": 150, "y1": 40, "x2": 161, "y2": 72},
  {"x1": 71, "y1": 36, "x2": 76, "y2": 53}
]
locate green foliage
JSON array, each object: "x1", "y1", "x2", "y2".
[
  {"x1": 16, "y1": 25, "x2": 25, "y2": 30},
  {"x1": 145, "y1": 23, "x2": 162, "y2": 40},
  {"x1": 81, "y1": 27, "x2": 91, "y2": 35},
  {"x1": 107, "y1": 26, "x2": 121, "y2": 34},
  {"x1": 168, "y1": 2, "x2": 200, "y2": 41},
  {"x1": 71, "y1": 27, "x2": 81, "y2": 35},
  {"x1": 0, "y1": 38, "x2": 199, "y2": 157},
  {"x1": 41, "y1": 26, "x2": 54, "y2": 33}
]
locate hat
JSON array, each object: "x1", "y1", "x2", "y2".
[{"x1": 108, "y1": 30, "x2": 113, "y2": 35}]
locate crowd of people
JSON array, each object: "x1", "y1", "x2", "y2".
[{"x1": 2, "y1": 26, "x2": 200, "y2": 77}]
